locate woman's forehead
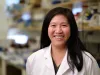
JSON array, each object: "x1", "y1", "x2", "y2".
[{"x1": 50, "y1": 15, "x2": 68, "y2": 22}]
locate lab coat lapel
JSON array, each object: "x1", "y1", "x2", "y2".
[
  {"x1": 57, "y1": 51, "x2": 70, "y2": 75},
  {"x1": 44, "y1": 45, "x2": 55, "y2": 75}
]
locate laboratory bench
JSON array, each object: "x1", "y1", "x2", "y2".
[{"x1": 0, "y1": 50, "x2": 32, "y2": 75}]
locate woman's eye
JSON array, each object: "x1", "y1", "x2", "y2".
[
  {"x1": 51, "y1": 25, "x2": 56, "y2": 27},
  {"x1": 62, "y1": 25, "x2": 67, "y2": 27}
]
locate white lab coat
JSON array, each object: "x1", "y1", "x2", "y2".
[{"x1": 26, "y1": 45, "x2": 100, "y2": 75}]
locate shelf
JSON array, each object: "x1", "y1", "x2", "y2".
[
  {"x1": 42, "y1": 0, "x2": 87, "y2": 9},
  {"x1": 31, "y1": 0, "x2": 87, "y2": 11},
  {"x1": 78, "y1": 25, "x2": 100, "y2": 31},
  {"x1": 18, "y1": 25, "x2": 42, "y2": 32},
  {"x1": 25, "y1": 26, "x2": 42, "y2": 31}
]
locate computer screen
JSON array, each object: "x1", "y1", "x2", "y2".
[{"x1": 72, "y1": 2, "x2": 83, "y2": 15}]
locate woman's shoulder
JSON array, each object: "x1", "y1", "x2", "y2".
[
  {"x1": 82, "y1": 52, "x2": 100, "y2": 75},
  {"x1": 82, "y1": 51, "x2": 97, "y2": 66},
  {"x1": 82, "y1": 51, "x2": 95, "y2": 61},
  {"x1": 82, "y1": 51, "x2": 95, "y2": 59}
]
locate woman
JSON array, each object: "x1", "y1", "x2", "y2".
[{"x1": 26, "y1": 7, "x2": 100, "y2": 75}]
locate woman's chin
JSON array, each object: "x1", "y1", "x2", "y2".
[{"x1": 52, "y1": 42, "x2": 65, "y2": 47}]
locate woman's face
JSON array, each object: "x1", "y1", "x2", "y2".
[{"x1": 48, "y1": 14, "x2": 70, "y2": 47}]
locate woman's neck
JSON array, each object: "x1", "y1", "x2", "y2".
[
  {"x1": 51, "y1": 45, "x2": 67, "y2": 67},
  {"x1": 51, "y1": 44, "x2": 67, "y2": 53},
  {"x1": 52, "y1": 46, "x2": 66, "y2": 54}
]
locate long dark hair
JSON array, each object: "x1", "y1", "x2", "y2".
[{"x1": 40, "y1": 7, "x2": 87, "y2": 72}]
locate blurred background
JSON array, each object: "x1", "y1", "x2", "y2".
[{"x1": 0, "y1": 0, "x2": 100, "y2": 75}]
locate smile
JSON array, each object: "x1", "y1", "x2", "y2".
[{"x1": 54, "y1": 35, "x2": 64, "y2": 39}]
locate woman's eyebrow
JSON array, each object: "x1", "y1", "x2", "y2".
[
  {"x1": 49, "y1": 22, "x2": 56, "y2": 24},
  {"x1": 61, "y1": 22, "x2": 69, "y2": 24}
]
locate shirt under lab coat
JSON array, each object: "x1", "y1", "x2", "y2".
[{"x1": 26, "y1": 45, "x2": 100, "y2": 75}]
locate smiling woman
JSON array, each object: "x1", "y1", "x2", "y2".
[
  {"x1": 26, "y1": 7, "x2": 100, "y2": 75},
  {"x1": 48, "y1": 14, "x2": 70, "y2": 48}
]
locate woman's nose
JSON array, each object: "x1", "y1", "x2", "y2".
[{"x1": 55, "y1": 26, "x2": 62, "y2": 33}]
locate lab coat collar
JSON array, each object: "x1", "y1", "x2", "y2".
[
  {"x1": 56, "y1": 50, "x2": 70, "y2": 75},
  {"x1": 44, "y1": 45, "x2": 55, "y2": 75},
  {"x1": 44, "y1": 44, "x2": 70, "y2": 75}
]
